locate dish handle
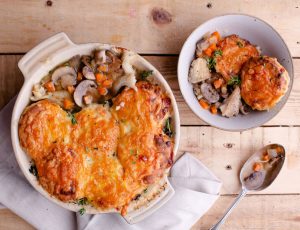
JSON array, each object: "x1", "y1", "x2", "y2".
[
  {"x1": 123, "y1": 179, "x2": 175, "y2": 224},
  {"x1": 18, "y1": 32, "x2": 75, "y2": 80}
]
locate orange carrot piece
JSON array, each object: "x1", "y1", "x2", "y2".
[
  {"x1": 98, "y1": 64, "x2": 108, "y2": 73},
  {"x1": 102, "y1": 79, "x2": 113, "y2": 88},
  {"x1": 77, "y1": 72, "x2": 83, "y2": 81},
  {"x1": 209, "y1": 43, "x2": 217, "y2": 51},
  {"x1": 67, "y1": 85, "x2": 75, "y2": 94},
  {"x1": 44, "y1": 81, "x2": 55, "y2": 92},
  {"x1": 97, "y1": 87, "x2": 108, "y2": 96},
  {"x1": 199, "y1": 99, "x2": 210, "y2": 110},
  {"x1": 63, "y1": 98, "x2": 74, "y2": 110},
  {"x1": 204, "y1": 48, "x2": 212, "y2": 57},
  {"x1": 96, "y1": 73, "x2": 106, "y2": 83},
  {"x1": 276, "y1": 146, "x2": 283, "y2": 154},
  {"x1": 211, "y1": 31, "x2": 221, "y2": 41},
  {"x1": 262, "y1": 154, "x2": 269, "y2": 161},
  {"x1": 210, "y1": 105, "x2": 218, "y2": 115},
  {"x1": 213, "y1": 78, "x2": 224, "y2": 89},
  {"x1": 253, "y1": 162, "x2": 262, "y2": 172}
]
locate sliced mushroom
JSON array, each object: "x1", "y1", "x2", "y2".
[
  {"x1": 82, "y1": 66, "x2": 95, "y2": 80},
  {"x1": 68, "y1": 55, "x2": 81, "y2": 72},
  {"x1": 112, "y1": 74, "x2": 137, "y2": 94},
  {"x1": 95, "y1": 50, "x2": 107, "y2": 64},
  {"x1": 51, "y1": 66, "x2": 77, "y2": 89},
  {"x1": 200, "y1": 82, "x2": 220, "y2": 103},
  {"x1": 74, "y1": 80, "x2": 97, "y2": 107},
  {"x1": 239, "y1": 103, "x2": 252, "y2": 115}
]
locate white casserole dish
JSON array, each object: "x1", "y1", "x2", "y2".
[
  {"x1": 11, "y1": 33, "x2": 180, "y2": 224},
  {"x1": 178, "y1": 14, "x2": 294, "y2": 131}
]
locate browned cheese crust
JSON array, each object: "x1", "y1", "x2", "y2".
[{"x1": 18, "y1": 81, "x2": 173, "y2": 215}]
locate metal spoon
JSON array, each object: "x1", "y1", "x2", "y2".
[{"x1": 210, "y1": 144, "x2": 285, "y2": 230}]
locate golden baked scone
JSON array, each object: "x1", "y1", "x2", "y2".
[
  {"x1": 215, "y1": 34, "x2": 259, "y2": 81},
  {"x1": 241, "y1": 56, "x2": 290, "y2": 110}
]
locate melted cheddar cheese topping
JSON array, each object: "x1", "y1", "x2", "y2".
[{"x1": 18, "y1": 81, "x2": 173, "y2": 215}]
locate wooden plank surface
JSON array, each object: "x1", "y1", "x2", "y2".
[
  {"x1": 1, "y1": 55, "x2": 299, "y2": 126},
  {"x1": 0, "y1": 0, "x2": 299, "y2": 56}
]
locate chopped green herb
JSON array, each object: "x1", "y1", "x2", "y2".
[
  {"x1": 29, "y1": 164, "x2": 38, "y2": 178},
  {"x1": 79, "y1": 208, "x2": 86, "y2": 215},
  {"x1": 77, "y1": 197, "x2": 88, "y2": 206},
  {"x1": 214, "y1": 50, "x2": 223, "y2": 57},
  {"x1": 236, "y1": 41, "x2": 244, "y2": 48},
  {"x1": 67, "y1": 112, "x2": 77, "y2": 125},
  {"x1": 144, "y1": 188, "x2": 148, "y2": 193},
  {"x1": 227, "y1": 75, "x2": 241, "y2": 86},
  {"x1": 140, "y1": 70, "x2": 153, "y2": 80},
  {"x1": 130, "y1": 149, "x2": 134, "y2": 155},
  {"x1": 206, "y1": 57, "x2": 216, "y2": 71},
  {"x1": 163, "y1": 117, "x2": 173, "y2": 137},
  {"x1": 132, "y1": 161, "x2": 136, "y2": 164}
]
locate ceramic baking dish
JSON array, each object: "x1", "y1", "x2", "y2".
[{"x1": 10, "y1": 32, "x2": 180, "y2": 224}]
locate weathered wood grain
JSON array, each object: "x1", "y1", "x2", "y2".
[
  {"x1": 1, "y1": 55, "x2": 299, "y2": 126},
  {"x1": 192, "y1": 194, "x2": 300, "y2": 230},
  {"x1": 0, "y1": 209, "x2": 34, "y2": 230},
  {"x1": 0, "y1": 0, "x2": 299, "y2": 55},
  {"x1": 179, "y1": 126, "x2": 300, "y2": 195}
]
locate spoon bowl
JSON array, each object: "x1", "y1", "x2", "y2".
[
  {"x1": 240, "y1": 144, "x2": 285, "y2": 191},
  {"x1": 211, "y1": 144, "x2": 286, "y2": 230}
]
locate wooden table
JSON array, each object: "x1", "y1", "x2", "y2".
[{"x1": 1, "y1": 1, "x2": 300, "y2": 229}]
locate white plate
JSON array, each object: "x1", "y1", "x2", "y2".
[{"x1": 178, "y1": 14, "x2": 294, "y2": 131}]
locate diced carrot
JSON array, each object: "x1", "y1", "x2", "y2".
[
  {"x1": 211, "y1": 31, "x2": 221, "y2": 41},
  {"x1": 102, "y1": 79, "x2": 113, "y2": 88},
  {"x1": 44, "y1": 81, "x2": 55, "y2": 92},
  {"x1": 77, "y1": 72, "x2": 83, "y2": 81},
  {"x1": 63, "y1": 98, "x2": 74, "y2": 110},
  {"x1": 213, "y1": 78, "x2": 224, "y2": 89},
  {"x1": 199, "y1": 99, "x2": 210, "y2": 110},
  {"x1": 204, "y1": 48, "x2": 212, "y2": 57},
  {"x1": 98, "y1": 64, "x2": 108, "y2": 73},
  {"x1": 96, "y1": 73, "x2": 106, "y2": 83},
  {"x1": 209, "y1": 43, "x2": 217, "y2": 51},
  {"x1": 276, "y1": 146, "x2": 283, "y2": 154},
  {"x1": 67, "y1": 85, "x2": 75, "y2": 94},
  {"x1": 210, "y1": 105, "x2": 218, "y2": 115},
  {"x1": 262, "y1": 154, "x2": 269, "y2": 161},
  {"x1": 253, "y1": 162, "x2": 262, "y2": 172},
  {"x1": 97, "y1": 87, "x2": 108, "y2": 96}
]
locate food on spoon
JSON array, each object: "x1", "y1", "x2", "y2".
[
  {"x1": 241, "y1": 56, "x2": 290, "y2": 110},
  {"x1": 214, "y1": 35, "x2": 259, "y2": 82}
]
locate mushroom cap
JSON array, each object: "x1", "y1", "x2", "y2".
[
  {"x1": 200, "y1": 82, "x2": 220, "y2": 103},
  {"x1": 82, "y1": 66, "x2": 96, "y2": 80},
  {"x1": 51, "y1": 66, "x2": 77, "y2": 88},
  {"x1": 74, "y1": 80, "x2": 97, "y2": 107}
]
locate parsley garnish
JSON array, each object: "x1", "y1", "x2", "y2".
[
  {"x1": 206, "y1": 57, "x2": 216, "y2": 71},
  {"x1": 140, "y1": 70, "x2": 153, "y2": 80},
  {"x1": 163, "y1": 117, "x2": 173, "y2": 137},
  {"x1": 228, "y1": 75, "x2": 241, "y2": 86},
  {"x1": 67, "y1": 112, "x2": 77, "y2": 125},
  {"x1": 144, "y1": 188, "x2": 148, "y2": 193},
  {"x1": 237, "y1": 41, "x2": 244, "y2": 48},
  {"x1": 29, "y1": 164, "x2": 38, "y2": 178},
  {"x1": 77, "y1": 197, "x2": 88, "y2": 206},
  {"x1": 79, "y1": 208, "x2": 86, "y2": 215},
  {"x1": 214, "y1": 50, "x2": 222, "y2": 57}
]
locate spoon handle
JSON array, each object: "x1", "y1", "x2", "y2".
[{"x1": 210, "y1": 188, "x2": 248, "y2": 230}]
